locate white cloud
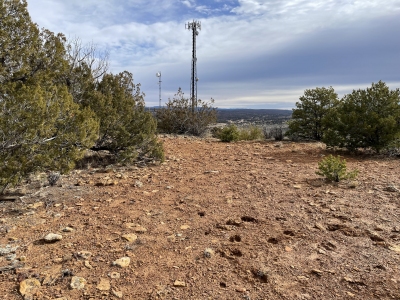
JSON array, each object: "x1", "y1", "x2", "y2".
[{"x1": 26, "y1": 0, "x2": 400, "y2": 108}]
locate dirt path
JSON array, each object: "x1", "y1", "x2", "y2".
[{"x1": 1, "y1": 136, "x2": 400, "y2": 299}]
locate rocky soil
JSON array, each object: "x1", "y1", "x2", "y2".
[{"x1": 1, "y1": 136, "x2": 400, "y2": 300}]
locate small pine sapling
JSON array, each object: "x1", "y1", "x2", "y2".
[{"x1": 316, "y1": 155, "x2": 358, "y2": 182}]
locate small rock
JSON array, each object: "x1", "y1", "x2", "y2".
[
  {"x1": 235, "y1": 287, "x2": 246, "y2": 293},
  {"x1": 293, "y1": 184, "x2": 302, "y2": 189},
  {"x1": 96, "y1": 278, "x2": 111, "y2": 291},
  {"x1": 6, "y1": 253, "x2": 16, "y2": 261},
  {"x1": 167, "y1": 235, "x2": 176, "y2": 242},
  {"x1": 124, "y1": 223, "x2": 147, "y2": 233},
  {"x1": 173, "y1": 280, "x2": 186, "y2": 287},
  {"x1": 122, "y1": 233, "x2": 138, "y2": 242},
  {"x1": 311, "y1": 269, "x2": 323, "y2": 276},
  {"x1": 180, "y1": 225, "x2": 190, "y2": 230},
  {"x1": 28, "y1": 202, "x2": 43, "y2": 209},
  {"x1": 44, "y1": 233, "x2": 62, "y2": 242},
  {"x1": 134, "y1": 180, "x2": 143, "y2": 188},
  {"x1": 20, "y1": 278, "x2": 41, "y2": 298},
  {"x1": 389, "y1": 244, "x2": 400, "y2": 253},
  {"x1": 62, "y1": 227, "x2": 74, "y2": 232},
  {"x1": 77, "y1": 251, "x2": 92, "y2": 259},
  {"x1": 70, "y1": 276, "x2": 86, "y2": 290},
  {"x1": 0, "y1": 245, "x2": 18, "y2": 256},
  {"x1": 108, "y1": 272, "x2": 121, "y2": 279},
  {"x1": 84, "y1": 260, "x2": 93, "y2": 269},
  {"x1": 112, "y1": 289, "x2": 123, "y2": 298},
  {"x1": 383, "y1": 185, "x2": 399, "y2": 193},
  {"x1": 204, "y1": 248, "x2": 214, "y2": 258},
  {"x1": 314, "y1": 223, "x2": 326, "y2": 231},
  {"x1": 113, "y1": 257, "x2": 130, "y2": 268}
]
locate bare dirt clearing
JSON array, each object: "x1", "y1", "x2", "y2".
[{"x1": 1, "y1": 136, "x2": 400, "y2": 299}]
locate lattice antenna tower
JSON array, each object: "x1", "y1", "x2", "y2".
[{"x1": 185, "y1": 20, "x2": 201, "y2": 113}]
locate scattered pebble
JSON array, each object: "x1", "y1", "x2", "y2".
[
  {"x1": 204, "y1": 248, "x2": 215, "y2": 258},
  {"x1": 113, "y1": 257, "x2": 130, "y2": 268},
  {"x1": 122, "y1": 233, "x2": 138, "y2": 242},
  {"x1": 173, "y1": 280, "x2": 186, "y2": 287},
  {"x1": 70, "y1": 276, "x2": 86, "y2": 290},
  {"x1": 19, "y1": 278, "x2": 41, "y2": 299},
  {"x1": 112, "y1": 289, "x2": 123, "y2": 298},
  {"x1": 44, "y1": 233, "x2": 62, "y2": 242}
]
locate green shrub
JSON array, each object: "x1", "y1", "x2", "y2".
[
  {"x1": 316, "y1": 155, "x2": 358, "y2": 182},
  {"x1": 323, "y1": 81, "x2": 400, "y2": 153},
  {"x1": 155, "y1": 88, "x2": 217, "y2": 136},
  {"x1": 210, "y1": 127, "x2": 223, "y2": 139},
  {"x1": 239, "y1": 125, "x2": 264, "y2": 141},
  {"x1": 270, "y1": 126, "x2": 284, "y2": 141},
  {"x1": 89, "y1": 71, "x2": 164, "y2": 164},
  {"x1": 219, "y1": 125, "x2": 240, "y2": 142}
]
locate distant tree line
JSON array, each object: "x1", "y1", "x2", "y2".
[
  {"x1": 0, "y1": 0, "x2": 163, "y2": 193},
  {"x1": 286, "y1": 82, "x2": 400, "y2": 153}
]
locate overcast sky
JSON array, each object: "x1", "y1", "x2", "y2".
[{"x1": 27, "y1": 0, "x2": 400, "y2": 109}]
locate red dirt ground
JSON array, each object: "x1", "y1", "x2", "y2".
[{"x1": 1, "y1": 136, "x2": 400, "y2": 300}]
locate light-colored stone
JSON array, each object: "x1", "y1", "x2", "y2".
[
  {"x1": 315, "y1": 223, "x2": 326, "y2": 231},
  {"x1": 122, "y1": 233, "x2": 138, "y2": 242},
  {"x1": 389, "y1": 244, "x2": 400, "y2": 253},
  {"x1": 84, "y1": 260, "x2": 93, "y2": 269},
  {"x1": 112, "y1": 289, "x2": 123, "y2": 298},
  {"x1": 0, "y1": 245, "x2": 18, "y2": 256},
  {"x1": 70, "y1": 276, "x2": 86, "y2": 290},
  {"x1": 204, "y1": 248, "x2": 214, "y2": 258},
  {"x1": 134, "y1": 180, "x2": 143, "y2": 188},
  {"x1": 113, "y1": 257, "x2": 130, "y2": 268},
  {"x1": 167, "y1": 234, "x2": 176, "y2": 242},
  {"x1": 44, "y1": 233, "x2": 62, "y2": 242},
  {"x1": 20, "y1": 278, "x2": 41, "y2": 298},
  {"x1": 173, "y1": 280, "x2": 186, "y2": 287},
  {"x1": 77, "y1": 251, "x2": 92, "y2": 259},
  {"x1": 124, "y1": 223, "x2": 147, "y2": 233},
  {"x1": 62, "y1": 227, "x2": 74, "y2": 232},
  {"x1": 96, "y1": 278, "x2": 111, "y2": 291},
  {"x1": 28, "y1": 202, "x2": 43, "y2": 209},
  {"x1": 180, "y1": 225, "x2": 190, "y2": 230}
]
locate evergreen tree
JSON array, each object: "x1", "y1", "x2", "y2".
[
  {"x1": 89, "y1": 71, "x2": 164, "y2": 163},
  {"x1": 286, "y1": 87, "x2": 338, "y2": 141},
  {"x1": 324, "y1": 81, "x2": 400, "y2": 153},
  {"x1": 0, "y1": 0, "x2": 99, "y2": 192}
]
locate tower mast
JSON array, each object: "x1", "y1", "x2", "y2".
[{"x1": 185, "y1": 20, "x2": 201, "y2": 113}]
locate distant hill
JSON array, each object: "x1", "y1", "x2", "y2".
[
  {"x1": 216, "y1": 108, "x2": 292, "y2": 124},
  {"x1": 147, "y1": 107, "x2": 292, "y2": 125}
]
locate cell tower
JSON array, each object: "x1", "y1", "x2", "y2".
[{"x1": 185, "y1": 20, "x2": 201, "y2": 113}]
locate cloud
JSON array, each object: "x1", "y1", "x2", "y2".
[{"x1": 26, "y1": 0, "x2": 400, "y2": 108}]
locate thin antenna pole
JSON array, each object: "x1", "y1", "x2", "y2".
[
  {"x1": 185, "y1": 20, "x2": 201, "y2": 113},
  {"x1": 156, "y1": 71, "x2": 162, "y2": 108}
]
